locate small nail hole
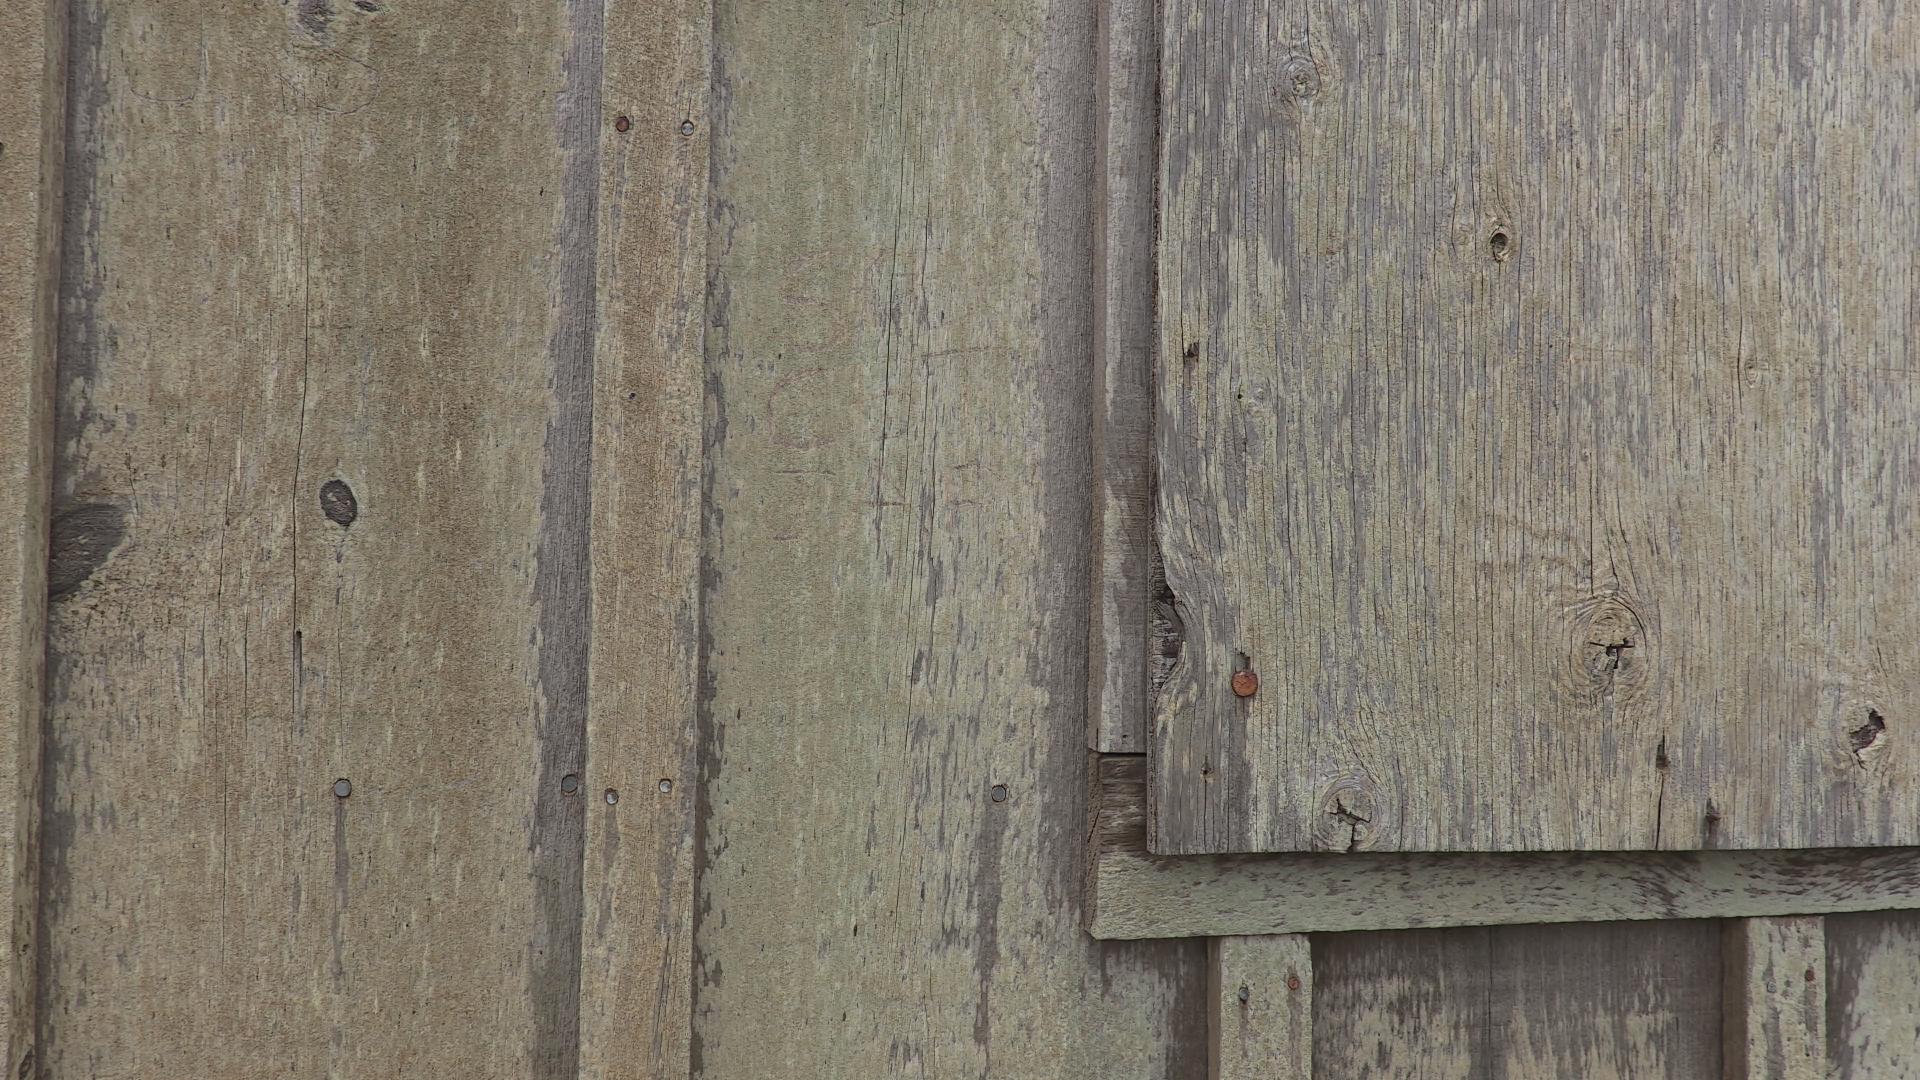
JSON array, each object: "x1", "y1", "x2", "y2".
[
  {"x1": 561, "y1": 773, "x2": 581, "y2": 795},
  {"x1": 333, "y1": 778, "x2": 352, "y2": 799}
]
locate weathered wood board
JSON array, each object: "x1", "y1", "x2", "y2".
[
  {"x1": 39, "y1": 1, "x2": 697, "y2": 1075},
  {"x1": 1724, "y1": 916, "x2": 1827, "y2": 1080},
  {"x1": 1211, "y1": 935, "x2": 1311, "y2": 1079},
  {"x1": 691, "y1": 2, "x2": 1211, "y2": 1076},
  {"x1": 1826, "y1": 910, "x2": 1920, "y2": 1078},
  {"x1": 1088, "y1": 756, "x2": 1920, "y2": 940},
  {"x1": 1154, "y1": 0, "x2": 1920, "y2": 854},
  {"x1": 1314, "y1": 921, "x2": 1724, "y2": 1078},
  {"x1": 0, "y1": 1, "x2": 63, "y2": 1073}
]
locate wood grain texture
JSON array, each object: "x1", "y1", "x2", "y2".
[
  {"x1": 1089, "y1": 756, "x2": 1920, "y2": 938},
  {"x1": 0, "y1": 1, "x2": 64, "y2": 1074},
  {"x1": 693, "y1": 1, "x2": 1208, "y2": 1076},
  {"x1": 1314, "y1": 921, "x2": 1724, "y2": 1079},
  {"x1": 1210, "y1": 935, "x2": 1309, "y2": 1080},
  {"x1": 1724, "y1": 916, "x2": 1827, "y2": 1080},
  {"x1": 1088, "y1": 0, "x2": 1158, "y2": 752},
  {"x1": 42, "y1": 2, "x2": 594, "y2": 1074},
  {"x1": 576, "y1": 0, "x2": 708, "y2": 1076},
  {"x1": 1153, "y1": 0, "x2": 1920, "y2": 854},
  {"x1": 1826, "y1": 910, "x2": 1920, "y2": 1078}
]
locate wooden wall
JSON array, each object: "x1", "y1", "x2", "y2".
[{"x1": 3, "y1": 1, "x2": 1918, "y2": 1077}]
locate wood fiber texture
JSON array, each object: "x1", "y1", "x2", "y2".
[
  {"x1": 1211, "y1": 934, "x2": 1311, "y2": 1079},
  {"x1": 1826, "y1": 910, "x2": 1920, "y2": 1078},
  {"x1": 1724, "y1": 916, "x2": 1827, "y2": 1080},
  {"x1": 39, "y1": 1, "x2": 698, "y2": 1075},
  {"x1": 1154, "y1": 0, "x2": 1920, "y2": 854},
  {"x1": 1313, "y1": 921, "x2": 1724, "y2": 1078},
  {"x1": 0, "y1": 1, "x2": 64, "y2": 1074},
  {"x1": 692, "y1": 2, "x2": 1208, "y2": 1076},
  {"x1": 1087, "y1": 756, "x2": 1920, "y2": 939}
]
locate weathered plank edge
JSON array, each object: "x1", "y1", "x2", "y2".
[
  {"x1": 0, "y1": 0, "x2": 64, "y2": 1073},
  {"x1": 1087, "y1": 0, "x2": 1157, "y2": 752},
  {"x1": 1209, "y1": 935, "x2": 1311, "y2": 1080},
  {"x1": 1723, "y1": 916, "x2": 1828, "y2": 1080},
  {"x1": 1088, "y1": 757, "x2": 1920, "y2": 939}
]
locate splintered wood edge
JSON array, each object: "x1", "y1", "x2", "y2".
[{"x1": 1087, "y1": 756, "x2": 1920, "y2": 940}]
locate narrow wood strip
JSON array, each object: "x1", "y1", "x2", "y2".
[
  {"x1": 1210, "y1": 935, "x2": 1310, "y2": 1080},
  {"x1": 1087, "y1": 0, "x2": 1157, "y2": 752},
  {"x1": 574, "y1": 0, "x2": 710, "y2": 1075},
  {"x1": 0, "y1": 1, "x2": 63, "y2": 1074},
  {"x1": 1089, "y1": 757, "x2": 1920, "y2": 939},
  {"x1": 1724, "y1": 916, "x2": 1828, "y2": 1080},
  {"x1": 1825, "y1": 910, "x2": 1920, "y2": 1077}
]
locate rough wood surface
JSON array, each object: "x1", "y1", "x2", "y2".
[
  {"x1": 1724, "y1": 916, "x2": 1827, "y2": 1079},
  {"x1": 41, "y1": 3, "x2": 600, "y2": 1074},
  {"x1": 1314, "y1": 921, "x2": 1723, "y2": 1078},
  {"x1": 1089, "y1": 756, "x2": 1920, "y2": 938},
  {"x1": 1826, "y1": 910, "x2": 1920, "y2": 1078},
  {"x1": 1088, "y1": 0, "x2": 1158, "y2": 753},
  {"x1": 1210, "y1": 935, "x2": 1309, "y2": 1080},
  {"x1": 0, "y1": 2, "x2": 63, "y2": 1075},
  {"x1": 693, "y1": 2, "x2": 1208, "y2": 1076},
  {"x1": 1154, "y1": 0, "x2": 1920, "y2": 854},
  {"x1": 573, "y1": 3, "x2": 708, "y2": 1078}
]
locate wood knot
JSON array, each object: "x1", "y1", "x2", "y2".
[
  {"x1": 319, "y1": 479, "x2": 358, "y2": 527},
  {"x1": 1562, "y1": 593, "x2": 1648, "y2": 703},
  {"x1": 1849, "y1": 709, "x2": 1889, "y2": 768},
  {"x1": 1278, "y1": 55, "x2": 1321, "y2": 100},
  {"x1": 1313, "y1": 776, "x2": 1377, "y2": 852}
]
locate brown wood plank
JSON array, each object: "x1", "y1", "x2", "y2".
[
  {"x1": 1090, "y1": 756, "x2": 1920, "y2": 938},
  {"x1": 0, "y1": 1, "x2": 64, "y2": 1074},
  {"x1": 1210, "y1": 935, "x2": 1310, "y2": 1080},
  {"x1": 1826, "y1": 910, "x2": 1920, "y2": 1078},
  {"x1": 1723, "y1": 916, "x2": 1828, "y2": 1079},
  {"x1": 1313, "y1": 921, "x2": 1723, "y2": 1079},
  {"x1": 1154, "y1": 0, "x2": 1920, "y2": 855},
  {"x1": 692, "y1": 2, "x2": 1209, "y2": 1076},
  {"x1": 575, "y1": 0, "x2": 709, "y2": 1075},
  {"x1": 1088, "y1": 0, "x2": 1158, "y2": 753},
  {"x1": 41, "y1": 3, "x2": 596, "y2": 1074}
]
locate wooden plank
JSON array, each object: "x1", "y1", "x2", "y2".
[
  {"x1": 1087, "y1": 0, "x2": 1158, "y2": 752},
  {"x1": 694, "y1": 2, "x2": 1209, "y2": 1076},
  {"x1": 1825, "y1": 911, "x2": 1920, "y2": 1078},
  {"x1": 1723, "y1": 916, "x2": 1828, "y2": 1079},
  {"x1": 0, "y1": 0, "x2": 64, "y2": 1074},
  {"x1": 42, "y1": 3, "x2": 594, "y2": 1074},
  {"x1": 1210, "y1": 935, "x2": 1309, "y2": 1080},
  {"x1": 1154, "y1": 0, "x2": 1920, "y2": 855},
  {"x1": 1089, "y1": 756, "x2": 1920, "y2": 939},
  {"x1": 575, "y1": 0, "x2": 708, "y2": 1076},
  {"x1": 1313, "y1": 921, "x2": 1723, "y2": 1078}
]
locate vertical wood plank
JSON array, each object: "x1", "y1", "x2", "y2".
[
  {"x1": 1088, "y1": 0, "x2": 1158, "y2": 752},
  {"x1": 694, "y1": 0, "x2": 1209, "y2": 1075},
  {"x1": 0, "y1": 0, "x2": 64, "y2": 1074},
  {"x1": 1826, "y1": 910, "x2": 1920, "y2": 1078},
  {"x1": 1724, "y1": 916, "x2": 1828, "y2": 1079},
  {"x1": 42, "y1": 3, "x2": 594, "y2": 1074},
  {"x1": 1210, "y1": 935, "x2": 1310, "y2": 1080},
  {"x1": 1313, "y1": 921, "x2": 1723, "y2": 1079},
  {"x1": 575, "y1": 0, "x2": 709, "y2": 1076}
]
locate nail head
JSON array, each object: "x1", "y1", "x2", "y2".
[
  {"x1": 604, "y1": 788, "x2": 619, "y2": 805},
  {"x1": 561, "y1": 773, "x2": 581, "y2": 795},
  {"x1": 1231, "y1": 670, "x2": 1260, "y2": 697},
  {"x1": 990, "y1": 784, "x2": 1008, "y2": 803},
  {"x1": 614, "y1": 115, "x2": 631, "y2": 133},
  {"x1": 658, "y1": 778, "x2": 673, "y2": 794},
  {"x1": 333, "y1": 778, "x2": 352, "y2": 798}
]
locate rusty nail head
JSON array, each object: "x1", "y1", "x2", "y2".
[
  {"x1": 1286, "y1": 974, "x2": 1302, "y2": 992},
  {"x1": 1232, "y1": 670, "x2": 1259, "y2": 698},
  {"x1": 614, "y1": 115, "x2": 631, "y2": 132},
  {"x1": 1804, "y1": 968, "x2": 1817, "y2": 983}
]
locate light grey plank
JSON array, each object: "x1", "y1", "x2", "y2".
[
  {"x1": 1826, "y1": 910, "x2": 1920, "y2": 1078},
  {"x1": 1155, "y1": 0, "x2": 1920, "y2": 854},
  {"x1": 692, "y1": 2, "x2": 1208, "y2": 1077},
  {"x1": 1723, "y1": 916, "x2": 1828, "y2": 1080},
  {"x1": 1210, "y1": 935, "x2": 1310, "y2": 1080}
]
